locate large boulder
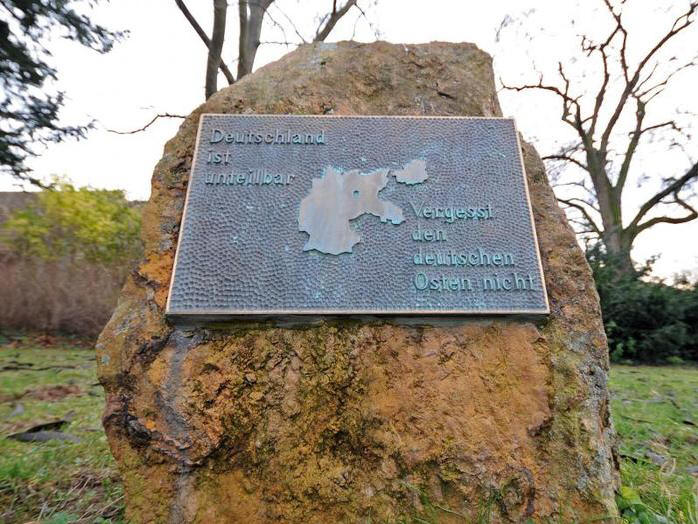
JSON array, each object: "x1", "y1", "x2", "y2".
[{"x1": 97, "y1": 41, "x2": 618, "y2": 522}]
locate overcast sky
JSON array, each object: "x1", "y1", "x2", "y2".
[{"x1": 4, "y1": 0, "x2": 697, "y2": 279}]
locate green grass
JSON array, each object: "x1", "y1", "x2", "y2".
[
  {"x1": 610, "y1": 365, "x2": 698, "y2": 524},
  {"x1": 0, "y1": 345, "x2": 123, "y2": 523},
  {"x1": 0, "y1": 344, "x2": 696, "y2": 524}
]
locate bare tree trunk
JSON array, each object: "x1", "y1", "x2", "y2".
[
  {"x1": 206, "y1": 0, "x2": 228, "y2": 99},
  {"x1": 177, "y1": 0, "x2": 369, "y2": 93},
  {"x1": 502, "y1": 2, "x2": 698, "y2": 280},
  {"x1": 174, "y1": 0, "x2": 235, "y2": 85},
  {"x1": 238, "y1": 0, "x2": 273, "y2": 79},
  {"x1": 602, "y1": 229, "x2": 634, "y2": 274},
  {"x1": 586, "y1": 150, "x2": 635, "y2": 275}
]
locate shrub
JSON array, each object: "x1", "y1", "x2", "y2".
[
  {"x1": 2, "y1": 179, "x2": 141, "y2": 264},
  {"x1": 0, "y1": 259, "x2": 129, "y2": 337},
  {"x1": 0, "y1": 181, "x2": 142, "y2": 337},
  {"x1": 587, "y1": 247, "x2": 698, "y2": 363}
]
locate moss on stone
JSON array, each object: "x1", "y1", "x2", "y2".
[{"x1": 97, "y1": 41, "x2": 618, "y2": 523}]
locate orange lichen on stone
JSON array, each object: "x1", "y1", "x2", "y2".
[
  {"x1": 97, "y1": 41, "x2": 618, "y2": 523},
  {"x1": 136, "y1": 253, "x2": 174, "y2": 310}
]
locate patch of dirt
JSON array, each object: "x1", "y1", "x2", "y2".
[
  {"x1": 24, "y1": 385, "x2": 83, "y2": 400},
  {"x1": 1, "y1": 332, "x2": 94, "y2": 350},
  {"x1": 0, "y1": 393, "x2": 19, "y2": 403}
]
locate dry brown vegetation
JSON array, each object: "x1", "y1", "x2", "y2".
[
  {"x1": 0, "y1": 189, "x2": 141, "y2": 339},
  {"x1": 0, "y1": 255, "x2": 130, "y2": 337}
]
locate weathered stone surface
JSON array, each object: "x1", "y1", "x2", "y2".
[{"x1": 97, "y1": 41, "x2": 619, "y2": 522}]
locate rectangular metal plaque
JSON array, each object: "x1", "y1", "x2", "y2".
[{"x1": 166, "y1": 115, "x2": 549, "y2": 316}]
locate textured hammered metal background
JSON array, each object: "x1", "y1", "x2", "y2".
[{"x1": 167, "y1": 115, "x2": 548, "y2": 315}]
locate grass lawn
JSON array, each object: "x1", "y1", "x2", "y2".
[
  {"x1": 0, "y1": 344, "x2": 123, "y2": 523},
  {"x1": 610, "y1": 366, "x2": 697, "y2": 523},
  {"x1": 0, "y1": 345, "x2": 696, "y2": 523}
]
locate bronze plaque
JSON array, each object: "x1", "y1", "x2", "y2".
[{"x1": 166, "y1": 115, "x2": 549, "y2": 317}]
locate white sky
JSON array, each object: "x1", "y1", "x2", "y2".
[{"x1": 3, "y1": 0, "x2": 697, "y2": 279}]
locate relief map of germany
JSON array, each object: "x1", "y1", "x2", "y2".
[
  {"x1": 299, "y1": 159, "x2": 428, "y2": 255},
  {"x1": 166, "y1": 115, "x2": 549, "y2": 316}
]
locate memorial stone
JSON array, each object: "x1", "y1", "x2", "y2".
[{"x1": 97, "y1": 41, "x2": 618, "y2": 523}]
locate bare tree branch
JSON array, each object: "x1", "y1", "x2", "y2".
[
  {"x1": 174, "y1": 0, "x2": 235, "y2": 84},
  {"x1": 106, "y1": 113, "x2": 186, "y2": 135},
  {"x1": 176, "y1": 0, "x2": 376, "y2": 91},
  {"x1": 568, "y1": 217, "x2": 600, "y2": 236},
  {"x1": 501, "y1": 75, "x2": 582, "y2": 132},
  {"x1": 260, "y1": 40, "x2": 304, "y2": 46},
  {"x1": 615, "y1": 97, "x2": 645, "y2": 192},
  {"x1": 633, "y1": 192, "x2": 698, "y2": 235},
  {"x1": 502, "y1": 1, "x2": 698, "y2": 274},
  {"x1": 552, "y1": 180, "x2": 599, "y2": 202},
  {"x1": 585, "y1": 5, "x2": 622, "y2": 137},
  {"x1": 261, "y1": 3, "x2": 297, "y2": 47},
  {"x1": 110, "y1": 0, "x2": 378, "y2": 143},
  {"x1": 350, "y1": 1, "x2": 368, "y2": 39},
  {"x1": 543, "y1": 154, "x2": 588, "y2": 171},
  {"x1": 629, "y1": 162, "x2": 698, "y2": 236},
  {"x1": 636, "y1": 57, "x2": 698, "y2": 100},
  {"x1": 313, "y1": 0, "x2": 358, "y2": 42},
  {"x1": 600, "y1": 0, "x2": 629, "y2": 80},
  {"x1": 563, "y1": 196, "x2": 601, "y2": 214},
  {"x1": 558, "y1": 198, "x2": 603, "y2": 236},
  {"x1": 272, "y1": 3, "x2": 308, "y2": 44},
  {"x1": 599, "y1": 1, "x2": 697, "y2": 153},
  {"x1": 635, "y1": 120, "x2": 681, "y2": 136}
]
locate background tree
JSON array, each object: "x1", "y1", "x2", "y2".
[
  {"x1": 175, "y1": 0, "x2": 374, "y2": 99},
  {"x1": 587, "y1": 245, "x2": 698, "y2": 363},
  {"x1": 0, "y1": 180, "x2": 142, "y2": 335},
  {"x1": 1, "y1": 179, "x2": 142, "y2": 264},
  {"x1": 0, "y1": 0, "x2": 123, "y2": 185},
  {"x1": 504, "y1": 0, "x2": 698, "y2": 276}
]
